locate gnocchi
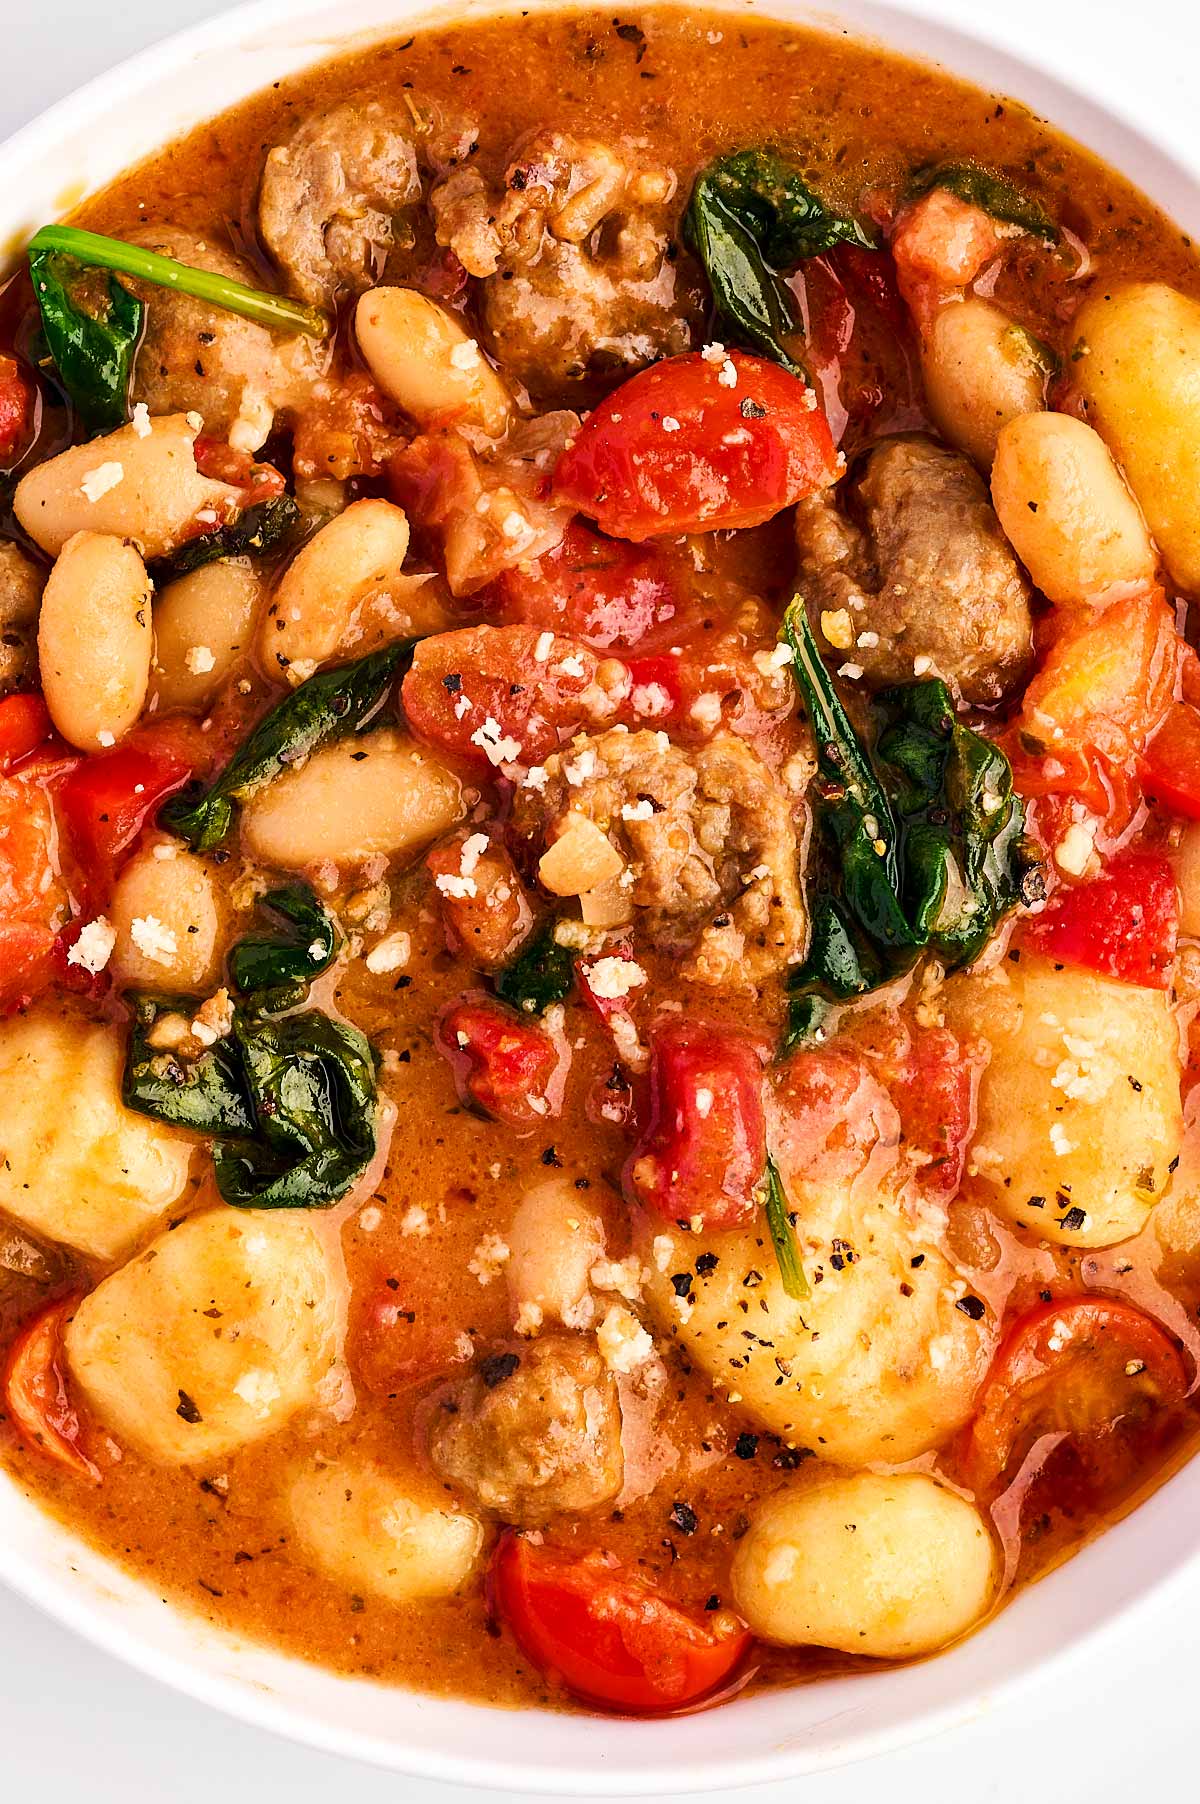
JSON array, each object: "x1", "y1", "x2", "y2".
[
  {"x1": 0, "y1": 1012, "x2": 192, "y2": 1260},
  {"x1": 66, "y1": 1207, "x2": 342, "y2": 1463},
  {"x1": 731, "y1": 1474, "x2": 999, "y2": 1658},
  {"x1": 506, "y1": 1178, "x2": 606, "y2": 1329},
  {"x1": 287, "y1": 1456, "x2": 485, "y2": 1603}
]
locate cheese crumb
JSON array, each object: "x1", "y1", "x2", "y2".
[
  {"x1": 468, "y1": 1233, "x2": 511, "y2": 1284},
  {"x1": 449, "y1": 338, "x2": 482, "y2": 369},
  {"x1": 662, "y1": 415, "x2": 681, "y2": 433},
  {"x1": 620, "y1": 798, "x2": 655, "y2": 822},
  {"x1": 1055, "y1": 819, "x2": 1098, "y2": 878},
  {"x1": 597, "y1": 1304, "x2": 655, "y2": 1374},
  {"x1": 819, "y1": 608, "x2": 854, "y2": 651},
  {"x1": 652, "y1": 1234, "x2": 674, "y2": 1274},
  {"x1": 514, "y1": 1301, "x2": 544, "y2": 1336},
  {"x1": 717, "y1": 358, "x2": 738, "y2": 388},
  {"x1": 435, "y1": 872, "x2": 478, "y2": 901},
  {"x1": 184, "y1": 645, "x2": 216, "y2": 675},
  {"x1": 80, "y1": 461, "x2": 124, "y2": 502},
  {"x1": 130, "y1": 915, "x2": 178, "y2": 965},
  {"x1": 585, "y1": 955, "x2": 648, "y2": 1000},
  {"x1": 232, "y1": 1369, "x2": 282, "y2": 1416},
  {"x1": 67, "y1": 916, "x2": 116, "y2": 975},
  {"x1": 400, "y1": 1204, "x2": 430, "y2": 1237},
  {"x1": 1049, "y1": 1123, "x2": 1075, "y2": 1156},
  {"x1": 365, "y1": 931, "x2": 411, "y2": 974},
  {"x1": 130, "y1": 402, "x2": 152, "y2": 439},
  {"x1": 470, "y1": 716, "x2": 522, "y2": 766}
]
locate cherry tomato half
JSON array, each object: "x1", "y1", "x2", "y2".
[
  {"x1": 1018, "y1": 851, "x2": 1178, "y2": 990},
  {"x1": 437, "y1": 996, "x2": 563, "y2": 1130},
  {"x1": 490, "y1": 1534, "x2": 752, "y2": 1714},
  {"x1": 552, "y1": 351, "x2": 838, "y2": 540},
  {"x1": 961, "y1": 1296, "x2": 1187, "y2": 1499},
  {"x1": 4, "y1": 1296, "x2": 100, "y2": 1484}
]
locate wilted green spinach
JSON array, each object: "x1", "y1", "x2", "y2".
[
  {"x1": 905, "y1": 161, "x2": 1056, "y2": 242},
  {"x1": 493, "y1": 918, "x2": 575, "y2": 1015},
  {"x1": 149, "y1": 495, "x2": 301, "y2": 585},
  {"x1": 228, "y1": 883, "x2": 341, "y2": 1013},
  {"x1": 29, "y1": 250, "x2": 143, "y2": 434}
]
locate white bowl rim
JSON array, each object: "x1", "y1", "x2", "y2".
[{"x1": 2, "y1": 0, "x2": 1200, "y2": 1790}]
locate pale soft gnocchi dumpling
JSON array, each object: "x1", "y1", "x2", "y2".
[
  {"x1": 731, "y1": 1473, "x2": 999, "y2": 1658},
  {"x1": 943, "y1": 952, "x2": 1182, "y2": 1247},
  {"x1": 0, "y1": 1012, "x2": 193, "y2": 1260},
  {"x1": 639, "y1": 1183, "x2": 993, "y2": 1465},
  {"x1": 65, "y1": 1207, "x2": 342, "y2": 1464},
  {"x1": 287, "y1": 1456, "x2": 485, "y2": 1603}
]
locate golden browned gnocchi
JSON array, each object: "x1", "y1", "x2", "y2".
[
  {"x1": 65, "y1": 1208, "x2": 342, "y2": 1463},
  {"x1": 287, "y1": 1456, "x2": 485, "y2": 1602}
]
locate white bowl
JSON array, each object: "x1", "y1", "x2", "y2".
[{"x1": 3, "y1": 0, "x2": 1200, "y2": 1789}]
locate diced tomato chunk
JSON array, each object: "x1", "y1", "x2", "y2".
[
  {"x1": 57, "y1": 725, "x2": 198, "y2": 893},
  {"x1": 962, "y1": 1296, "x2": 1186, "y2": 1499},
  {"x1": 490, "y1": 1534, "x2": 752, "y2": 1714},
  {"x1": 350, "y1": 1271, "x2": 475, "y2": 1396},
  {"x1": 0, "y1": 773, "x2": 70, "y2": 1012},
  {"x1": 1141, "y1": 702, "x2": 1200, "y2": 821},
  {"x1": 0, "y1": 693, "x2": 53, "y2": 770},
  {"x1": 552, "y1": 351, "x2": 838, "y2": 540},
  {"x1": 4, "y1": 1297, "x2": 100, "y2": 1484},
  {"x1": 437, "y1": 996, "x2": 564, "y2": 1130},
  {"x1": 1019, "y1": 851, "x2": 1178, "y2": 989},
  {"x1": 191, "y1": 435, "x2": 287, "y2": 501},
  {"x1": 0, "y1": 352, "x2": 35, "y2": 462},
  {"x1": 626, "y1": 1018, "x2": 767, "y2": 1229},
  {"x1": 402, "y1": 625, "x2": 625, "y2": 774},
  {"x1": 488, "y1": 521, "x2": 685, "y2": 653},
  {"x1": 426, "y1": 831, "x2": 532, "y2": 969}
]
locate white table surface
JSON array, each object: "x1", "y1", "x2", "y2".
[{"x1": 1, "y1": 0, "x2": 1197, "y2": 1796}]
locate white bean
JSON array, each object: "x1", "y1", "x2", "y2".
[
  {"x1": 287, "y1": 1457, "x2": 484, "y2": 1603},
  {"x1": 731, "y1": 1473, "x2": 998, "y2": 1657},
  {"x1": 109, "y1": 847, "x2": 222, "y2": 991},
  {"x1": 356, "y1": 287, "x2": 513, "y2": 436},
  {"x1": 38, "y1": 531, "x2": 152, "y2": 750},
  {"x1": 506, "y1": 1179, "x2": 606, "y2": 1329},
  {"x1": 240, "y1": 727, "x2": 464, "y2": 868},
  {"x1": 923, "y1": 297, "x2": 1047, "y2": 467},
  {"x1": 258, "y1": 498, "x2": 410, "y2": 678},
  {"x1": 151, "y1": 560, "x2": 261, "y2": 711},
  {"x1": 991, "y1": 411, "x2": 1157, "y2": 608},
  {"x1": 14, "y1": 413, "x2": 239, "y2": 560}
]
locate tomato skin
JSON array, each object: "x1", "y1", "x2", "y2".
[
  {"x1": 487, "y1": 521, "x2": 685, "y2": 653},
  {"x1": 490, "y1": 1534, "x2": 752, "y2": 1715},
  {"x1": 552, "y1": 351, "x2": 838, "y2": 540},
  {"x1": 57, "y1": 727, "x2": 196, "y2": 892},
  {"x1": 437, "y1": 996, "x2": 564, "y2": 1130},
  {"x1": 962, "y1": 1297, "x2": 1187, "y2": 1499},
  {"x1": 1141, "y1": 702, "x2": 1200, "y2": 821},
  {"x1": 0, "y1": 352, "x2": 35, "y2": 463},
  {"x1": 4, "y1": 1297, "x2": 100, "y2": 1484},
  {"x1": 0, "y1": 694, "x2": 53, "y2": 770},
  {"x1": 1019, "y1": 852, "x2": 1178, "y2": 990},
  {"x1": 626, "y1": 1018, "x2": 767, "y2": 1229},
  {"x1": 402, "y1": 624, "x2": 621, "y2": 774},
  {"x1": 191, "y1": 435, "x2": 286, "y2": 501},
  {"x1": 0, "y1": 771, "x2": 72, "y2": 1012},
  {"x1": 426, "y1": 833, "x2": 532, "y2": 970}
]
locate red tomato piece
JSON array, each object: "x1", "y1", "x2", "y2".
[
  {"x1": 402, "y1": 625, "x2": 624, "y2": 774},
  {"x1": 57, "y1": 728, "x2": 197, "y2": 892},
  {"x1": 4, "y1": 1297, "x2": 100, "y2": 1484},
  {"x1": 350, "y1": 1274, "x2": 475, "y2": 1397},
  {"x1": 437, "y1": 996, "x2": 564, "y2": 1130},
  {"x1": 0, "y1": 352, "x2": 35, "y2": 462},
  {"x1": 626, "y1": 1018, "x2": 767, "y2": 1230},
  {"x1": 552, "y1": 351, "x2": 838, "y2": 540},
  {"x1": 490, "y1": 1535, "x2": 752, "y2": 1715},
  {"x1": 1141, "y1": 702, "x2": 1200, "y2": 821},
  {"x1": 962, "y1": 1296, "x2": 1187, "y2": 1498},
  {"x1": 191, "y1": 435, "x2": 287, "y2": 501},
  {"x1": 0, "y1": 772, "x2": 70, "y2": 1012},
  {"x1": 772, "y1": 1045, "x2": 887, "y2": 1188},
  {"x1": 488, "y1": 521, "x2": 685, "y2": 653},
  {"x1": 426, "y1": 832, "x2": 532, "y2": 970},
  {"x1": 577, "y1": 940, "x2": 640, "y2": 1025},
  {"x1": 1019, "y1": 851, "x2": 1178, "y2": 989},
  {"x1": 860, "y1": 1020, "x2": 986, "y2": 1197},
  {"x1": 0, "y1": 693, "x2": 53, "y2": 770}
]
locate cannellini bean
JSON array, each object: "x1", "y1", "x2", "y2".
[
  {"x1": 731, "y1": 1473, "x2": 998, "y2": 1658},
  {"x1": 151, "y1": 560, "x2": 261, "y2": 711},
  {"x1": 1072, "y1": 282, "x2": 1200, "y2": 593},
  {"x1": 109, "y1": 848, "x2": 222, "y2": 991},
  {"x1": 13, "y1": 413, "x2": 239, "y2": 560},
  {"x1": 538, "y1": 815, "x2": 625, "y2": 896},
  {"x1": 38, "y1": 532, "x2": 152, "y2": 750},
  {"x1": 66, "y1": 1207, "x2": 341, "y2": 1464},
  {"x1": 1175, "y1": 823, "x2": 1200, "y2": 939},
  {"x1": 258, "y1": 498, "x2": 412, "y2": 678},
  {"x1": 240, "y1": 727, "x2": 464, "y2": 868},
  {"x1": 0, "y1": 1012, "x2": 192, "y2": 1259},
  {"x1": 287, "y1": 1457, "x2": 484, "y2": 1603},
  {"x1": 922, "y1": 298, "x2": 1047, "y2": 467},
  {"x1": 356, "y1": 288, "x2": 514, "y2": 436},
  {"x1": 506, "y1": 1178, "x2": 606, "y2": 1329},
  {"x1": 991, "y1": 412, "x2": 1156, "y2": 608}
]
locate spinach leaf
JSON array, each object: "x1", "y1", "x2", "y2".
[
  {"x1": 29, "y1": 250, "x2": 143, "y2": 434},
  {"x1": 160, "y1": 641, "x2": 413, "y2": 850},
  {"x1": 148, "y1": 495, "x2": 301, "y2": 584},
  {"x1": 228, "y1": 883, "x2": 341, "y2": 1012},
  {"x1": 493, "y1": 918, "x2": 575, "y2": 1014},
  {"x1": 685, "y1": 148, "x2": 877, "y2": 371},
  {"x1": 763, "y1": 1154, "x2": 810, "y2": 1300},
  {"x1": 906, "y1": 161, "x2": 1056, "y2": 242},
  {"x1": 123, "y1": 999, "x2": 378, "y2": 1210},
  {"x1": 28, "y1": 224, "x2": 329, "y2": 338},
  {"x1": 781, "y1": 600, "x2": 1039, "y2": 1046},
  {"x1": 122, "y1": 994, "x2": 254, "y2": 1135},
  {"x1": 212, "y1": 1012, "x2": 377, "y2": 1210}
]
